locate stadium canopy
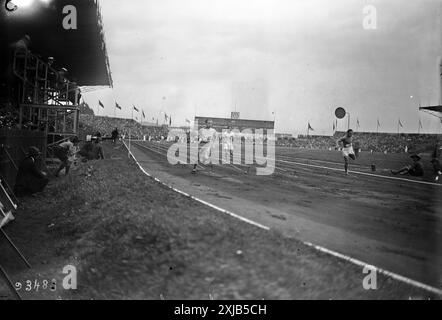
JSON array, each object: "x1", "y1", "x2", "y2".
[
  {"x1": 419, "y1": 105, "x2": 442, "y2": 113},
  {"x1": 0, "y1": 0, "x2": 112, "y2": 87}
]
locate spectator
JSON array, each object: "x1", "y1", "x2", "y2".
[
  {"x1": 78, "y1": 138, "x2": 104, "y2": 160},
  {"x1": 14, "y1": 147, "x2": 48, "y2": 197},
  {"x1": 53, "y1": 136, "x2": 80, "y2": 177},
  {"x1": 391, "y1": 154, "x2": 424, "y2": 177},
  {"x1": 10, "y1": 34, "x2": 31, "y2": 52}
]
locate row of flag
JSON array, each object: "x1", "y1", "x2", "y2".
[
  {"x1": 309, "y1": 117, "x2": 426, "y2": 133},
  {"x1": 98, "y1": 100, "x2": 172, "y2": 125}
]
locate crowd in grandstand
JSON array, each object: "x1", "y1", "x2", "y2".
[{"x1": 276, "y1": 132, "x2": 441, "y2": 154}]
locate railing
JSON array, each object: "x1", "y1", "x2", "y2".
[
  {"x1": 11, "y1": 48, "x2": 80, "y2": 150},
  {"x1": 13, "y1": 49, "x2": 80, "y2": 107}
]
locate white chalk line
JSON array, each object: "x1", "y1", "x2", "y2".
[
  {"x1": 123, "y1": 141, "x2": 442, "y2": 296},
  {"x1": 131, "y1": 141, "x2": 205, "y2": 170},
  {"x1": 304, "y1": 242, "x2": 442, "y2": 296}
]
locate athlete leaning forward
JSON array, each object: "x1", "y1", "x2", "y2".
[
  {"x1": 336, "y1": 129, "x2": 359, "y2": 175},
  {"x1": 192, "y1": 119, "x2": 218, "y2": 174}
]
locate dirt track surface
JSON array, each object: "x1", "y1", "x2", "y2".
[{"x1": 130, "y1": 141, "x2": 442, "y2": 291}]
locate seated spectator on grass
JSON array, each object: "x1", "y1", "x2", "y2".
[
  {"x1": 391, "y1": 154, "x2": 424, "y2": 177},
  {"x1": 14, "y1": 147, "x2": 48, "y2": 197},
  {"x1": 54, "y1": 136, "x2": 79, "y2": 177}
]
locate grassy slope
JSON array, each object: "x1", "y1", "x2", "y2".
[{"x1": 0, "y1": 142, "x2": 436, "y2": 300}]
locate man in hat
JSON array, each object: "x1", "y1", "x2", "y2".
[
  {"x1": 391, "y1": 154, "x2": 424, "y2": 177},
  {"x1": 14, "y1": 147, "x2": 49, "y2": 196}
]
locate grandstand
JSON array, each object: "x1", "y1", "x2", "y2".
[{"x1": 276, "y1": 131, "x2": 441, "y2": 154}]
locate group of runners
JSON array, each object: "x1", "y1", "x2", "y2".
[{"x1": 190, "y1": 119, "x2": 441, "y2": 181}]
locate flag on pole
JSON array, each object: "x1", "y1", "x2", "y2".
[
  {"x1": 99, "y1": 100, "x2": 104, "y2": 108},
  {"x1": 398, "y1": 118, "x2": 403, "y2": 127},
  {"x1": 133, "y1": 105, "x2": 139, "y2": 112},
  {"x1": 142, "y1": 110, "x2": 146, "y2": 119},
  {"x1": 308, "y1": 123, "x2": 314, "y2": 131},
  {"x1": 169, "y1": 116, "x2": 172, "y2": 126},
  {"x1": 357, "y1": 118, "x2": 360, "y2": 129},
  {"x1": 185, "y1": 118, "x2": 190, "y2": 124},
  {"x1": 115, "y1": 102, "x2": 122, "y2": 110},
  {"x1": 164, "y1": 113, "x2": 168, "y2": 122},
  {"x1": 419, "y1": 119, "x2": 423, "y2": 129},
  {"x1": 377, "y1": 118, "x2": 381, "y2": 128},
  {"x1": 333, "y1": 121, "x2": 336, "y2": 132}
]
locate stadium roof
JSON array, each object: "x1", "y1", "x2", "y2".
[
  {"x1": 419, "y1": 105, "x2": 442, "y2": 113},
  {"x1": 0, "y1": 0, "x2": 112, "y2": 87}
]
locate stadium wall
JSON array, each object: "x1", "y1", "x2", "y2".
[{"x1": 194, "y1": 116, "x2": 274, "y2": 132}]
